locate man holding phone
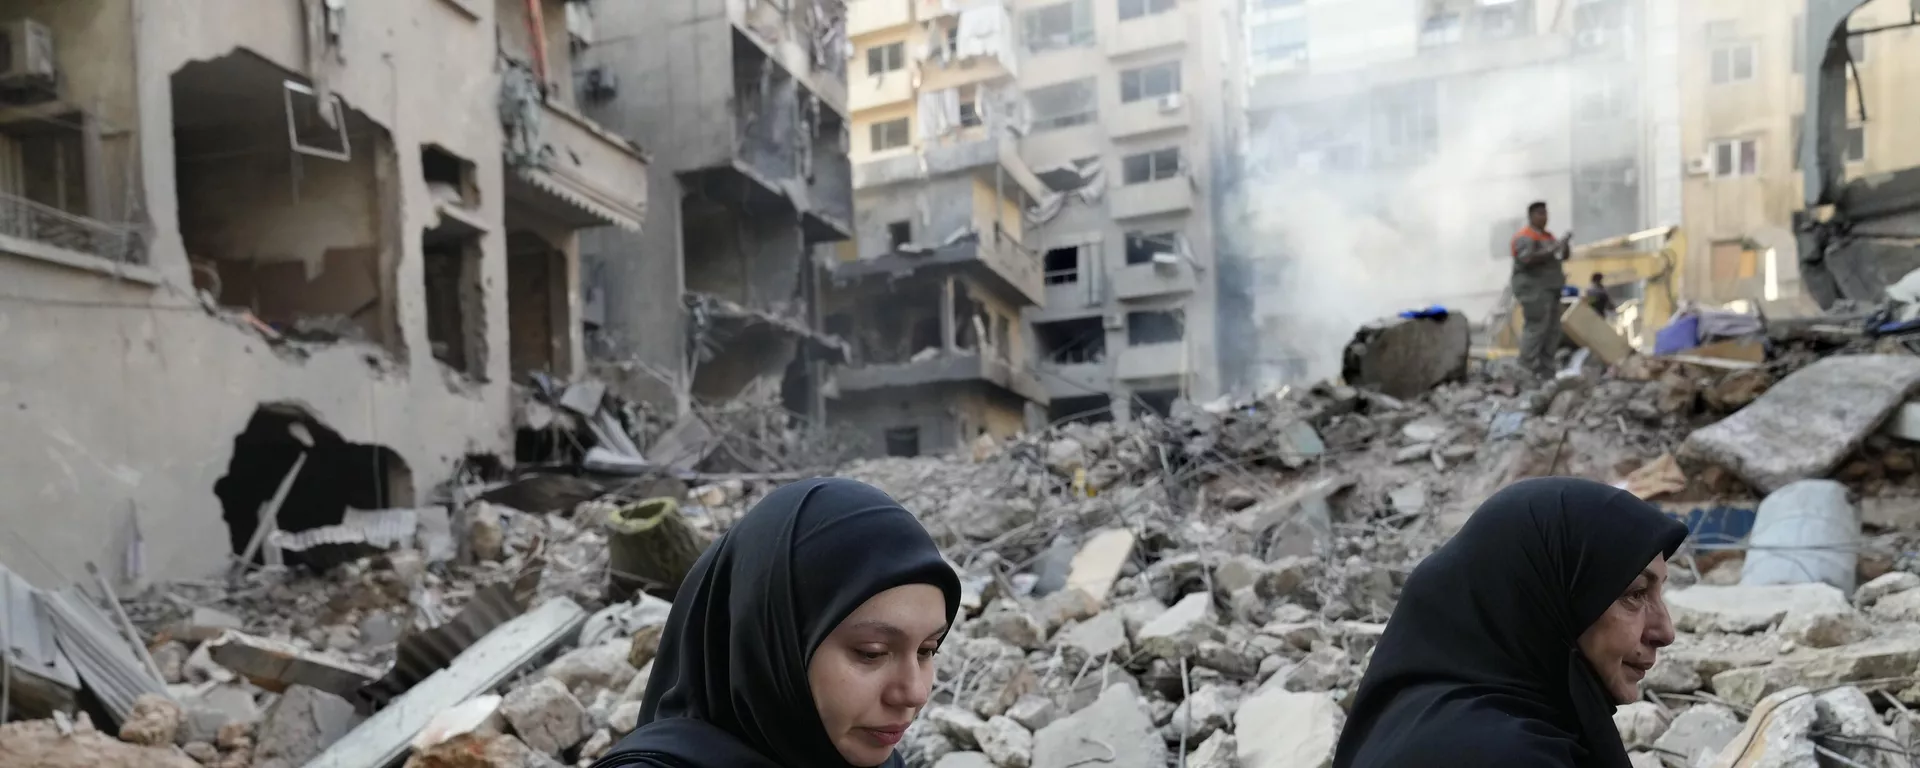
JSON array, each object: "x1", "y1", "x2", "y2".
[{"x1": 1509, "y1": 201, "x2": 1574, "y2": 376}]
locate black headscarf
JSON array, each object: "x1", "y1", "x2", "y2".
[
  {"x1": 1332, "y1": 477, "x2": 1687, "y2": 768},
  {"x1": 592, "y1": 478, "x2": 962, "y2": 768}
]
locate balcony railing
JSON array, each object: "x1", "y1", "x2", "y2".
[{"x1": 0, "y1": 192, "x2": 146, "y2": 265}]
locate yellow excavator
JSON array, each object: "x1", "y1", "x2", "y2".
[{"x1": 1487, "y1": 225, "x2": 1684, "y2": 356}]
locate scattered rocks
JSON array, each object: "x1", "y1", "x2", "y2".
[
  {"x1": 1654, "y1": 704, "x2": 1742, "y2": 765},
  {"x1": 1666, "y1": 583, "x2": 1853, "y2": 634},
  {"x1": 1234, "y1": 689, "x2": 1342, "y2": 768},
  {"x1": 1032, "y1": 686, "x2": 1165, "y2": 768},
  {"x1": 499, "y1": 678, "x2": 590, "y2": 755},
  {"x1": 1611, "y1": 701, "x2": 1668, "y2": 748},
  {"x1": 117, "y1": 694, "x2": 185, "y2": 747},
  {"x1": 975, "y1": 716, "x2": 1033, "y2": 768},
  {"x1": 1135, "y1": 593, "x2": 1219, "y2": 660}
]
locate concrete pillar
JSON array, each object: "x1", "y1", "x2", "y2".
[{"x1": 941, "y1": 276, "x2": 957, "y2": 352}]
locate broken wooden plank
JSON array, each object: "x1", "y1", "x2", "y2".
[
  {"x1": 206, "y1": 631, "x2": 382, "y2": 698},
  {"x1": 304, "y1": 598, "x2": 588, "y2": 768},
  {"x1": 1559, "y1": 302, "x2": 1634, "y2": 366}
]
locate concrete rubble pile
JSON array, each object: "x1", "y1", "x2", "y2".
[{"x1": 9, "y1": 337, "x2": 1920, "y2": 767}]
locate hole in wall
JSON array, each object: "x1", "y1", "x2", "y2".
[{"x1": 214, "y1": 403, "x2": 412, "y2": 572}]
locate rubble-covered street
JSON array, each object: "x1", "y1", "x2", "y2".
[{"x1": 11, "y1": 308, "x2": 1920, "y2": 767}]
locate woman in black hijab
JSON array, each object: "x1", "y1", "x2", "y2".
[
  {"x1": 592, "y1": 477, "x2": 961, "y2": 768},
  {"x1": 1333, "y1": 477, "x2": 1688, "y2": 768}
]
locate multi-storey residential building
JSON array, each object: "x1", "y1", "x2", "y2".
[
  {"x1": 0, "y1": 0, "x2": 647, "y2": 585},
  {"x1": 578, "y1": 0, "x2": 855, "y2": 415},
  {"x1": 1235, "y1": 0, "x2": 1673, "y2": 387},
  {"x1": 1678, "y1": 0, "x2": 1920, "y2": 304},
  {"x1": 1019, "y1": 0, "x2": 1243, "y2": 423},
  {"x1": 829, "y1": 0, "x2": 1053, "y2": 458}
]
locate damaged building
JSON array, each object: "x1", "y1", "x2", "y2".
[
  {"x1": 0, "y1": 0, "x2": 646, "y2": 586},
  {"x1": 829, "y1": 0, "x2": 1051, "y2": 457},
  {"x1": 577, "y1": 0, "x2": 854, "y2": 415}
]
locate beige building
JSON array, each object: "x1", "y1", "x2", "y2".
[
  {"x1": 836, "y1": 0, "x2": 1241, "y2": 451},
  {"x1": 0, "y1": 0, "x2": 646, "y2": 586},
  {"x1": 1678, "y1": 0, "x2": 1920, "y2": 303}
]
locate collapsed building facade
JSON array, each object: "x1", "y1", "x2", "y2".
[
  {"x1": 578, "y1": 0, "x2": 855, "y2": 416},
  {"x1": 827, "y1": 0, "x2": 1052, "y2": 457},
  {"x1": 0, "y1": 0, "x2": 647, "y2": 586}
]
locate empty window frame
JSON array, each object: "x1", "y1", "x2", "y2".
[
  {"x1": 1117, "y1": 0, "x2": 1175, "y2": 22},
  {"x1": 1250, "y1": 17, "x2": 1308, "y2": 64},
  {"x1": 1124, "y1": 231, "x2": 1179, "y2": 265},
  {"x1": 1376, "y1": 84, "x2": 1438, "y2": 159},
  {"x1": 866, "y1": 42, "x2": 906, "y2": 75},
  {"x1": 1023, "y1": 0, "x2": 1094, "y2": 53},
  {"x1": 1044, "y1": 246, "x2": 1080, "y2": 284},
  {"x1": 1478, "y1": 0, "x2": 1534, "y2": 39},
  {"x1": 1846, "y1": 123, "x2": 1866, "y2": 162},
  {"x1": 870, "y1": 118, "x2": 911, "y2": 151},
  {"x1": 1126, "y1": 309, "x2": 1184, "y2": 345},
  {"x1": 888, "y1": 220, "x2": 912, "y2": 248},
  {"x1": 1710, "y1": 42, "x2": 1756, "y2": 84},
  {"x1": 1028, "y1": 78, "x2": 1098, "y2": 131},
  {"x1": 1120, "y1": 61, "x2": 1182, "y2": 103},
  {"x1": 1121, "y1": 147, "x2": 1182, "y2": 184},
  {"x1": 1710, "y1": 137, "x2": 1759, "y2": 177}
]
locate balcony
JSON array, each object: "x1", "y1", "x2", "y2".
[
  {"x1": 921, "y1": 49, "x2": 1017, "y2": 93},
  {"x1": 1110, "y1": 93, "x2": 1190, "y2": 139},
  {"x1": 831, "y1": 225, "x2": 1043, "y2": 305},
  {"x1": 835, "y1": 350, "x2": 1049, "y2": 403},
  {"x1": 1111, "y1": 261, "x2": 1196, "y2": 300},
  {"x1": 1110, "y1": 176, "x2": 1194, "y2": 220},
  {"x1": 850, "y1": 71, "x2": 914, "y2": 112},
  {"x1": 1116, "y1": 342, "x2": 1188, "y2": 381},
  {"x1": 506, "y1": 100, "x2": 648, "y2": 232},
  {"x1": 848, "y1": 0, "x2": 913, "y2": 37},
  {"x1": 854, "y1": 128, "x2": 1048, "y2": 201},
  {"x1": 1106, "y1": 15, "x2": 1188, "y2": 59},
  {"x1": 1040, "y1": 360, "x2": 1109, "y2": 400},
  {"x1": 0, "y1": 191, "x2": 149, "y2": 274}
]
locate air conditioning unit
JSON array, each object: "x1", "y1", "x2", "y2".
[
  {"x1": 1685, "y1": 155, "x2": 1712, "y2": 176},
  {"x1": 1102, "y1": 311, "x2": 1125, "y2": 330},
  {"x1": 1158, "y1": 92, "x2": 1184, "y2": 113},
  {"x1": 0, "y1": 19, "x2": 57, "y2": 92}
]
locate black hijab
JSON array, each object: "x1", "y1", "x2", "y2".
[
  {"x1": 1332, "y1": 477, "x2": 1687, "y2": 768},
  {"x1": 592, "y1": 478, "x2": 962, "y2": 768}
]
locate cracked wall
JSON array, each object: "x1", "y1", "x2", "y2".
[{"x1": 0, "y1": 0, "x2": 517, "y2": 588}]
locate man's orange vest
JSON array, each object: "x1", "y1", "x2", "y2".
[{"x1": 1511, "y1": 226, "x2": 1554, "y2": 259}]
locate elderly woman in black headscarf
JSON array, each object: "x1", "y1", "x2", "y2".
[
  {"x1": 1333, "y1": 477, "x2": 1688, "y2": 768},
  {"x1": 591, "y1": 477, "x2": 960, "y2": 768}
]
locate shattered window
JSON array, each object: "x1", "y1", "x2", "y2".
[
  {"x1": 1118, "y1": 0, "x2": 1175, "y2": 22},
  {"x1": 1029, "y1": 78, "x2": 1099, "y2": 131},
  {"x1": 1710, "y1": 137, "x2": 1759, "y2": 177},
  {"x1": 1045, "y1": 246, "x2": 1081, "y2": 284},
  {"x1": 1126, "y1": 310, "x2": 1184, "y2": 345},
  {"x1": 1125, "y1": 231, "x2": 1179, "y2": 265},
  {"x1": 1024, "y1": 0, "x2": 1095, "y2": 53},
  {"x1": 1477, "y1": 0, "x2": 1533, "y2": 40},
  {"x1": 1121, "y1": 147, "x2": 1182, "y2": 184},
  {"x1": 1120, "y1": 61, "x2": 1181, "y2": 103},
  {"x1": 870, "y1": 118, "x2": 910, "y2": 152}
]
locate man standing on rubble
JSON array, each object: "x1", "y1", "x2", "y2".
[{"x1": 1510, "y1": 201, "x2": 1573, "y2": 376}]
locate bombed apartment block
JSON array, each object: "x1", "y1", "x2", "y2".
[
  {"x1": 577, "y1": 0, "x2": 853, "y2": 411},
  {"x1": 0, "y1": 0, "x2": 646, "y2": 587},
  {"x1": 826, "y1": 0, "x2": 1049, "y2": 457}
]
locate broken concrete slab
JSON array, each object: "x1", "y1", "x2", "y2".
[
  {"x1": 1611, "y1": 701, "x2": 1668, "y2": 748},
  {"x1": 500, "y1": 677, "x2": 589, "y2": 755},
  {"x1": 1709, "y1": 635, "x2": 1920, "y2": 709},
  {"x1": 1187, "y1": 731, "x2": 1236, "y2": 768},
  {"x1": 1654, "y1": 704, "x2": 1742, "y2": 766},
  {"x1": 117, "y1": 693, "x2": 185, "y2": 746},
  {"x1": 1665, "y1": 583, "x2": 1853, "y2": 633},
  {"x1": 1031, "y1": 685, "x2": 1165, "y2": 768},
  {"x1": 1065, "y1": 529, "x2": 1135, "y2": 608},
  {"x1": 539, "y1": 641, "x2": 636, "y2": 700},
  {"x1": 1705, "y1": 686, "x2": 1818, "y2": 768},
  {"x1": 974, "y1": 715, "x2": 1032, "y2": 768},
  {"x1": 933, "y1": 753, "x2": 996, "y2": 768},
  {"x1": 1681, "y1": 355, "x2": 1920, "y2": 493},
  {"x1": 305, "y1": 598, "x2": 587, "y2": 768},
  {"x1": 925, "y1": 706, "x2": 987, "y2": 750},
  {"x1": 252, "y1": 685, "x2": 363, "y2": 768},
  {"x1": 1341, "y1": 311, "x2": 1471, "y2": 400},
  {"x1": 1004, "y1": 695, "x2": 1057, "y2": 733},
  {"x1": 1814, "y1": 686, "x2": 1900, "y2": 768},
  {"x1": 204, "y1": 631, "x2": 381, "y2": 698},
  {"x1": 1740, "y1": 480, "x2": 1859, "y2": 594},
  {"x1": 1642, "y1": 656, "x2": 1702, "y2": 693},
  {"x1": 978, "y1": 600, "x2": 1047, "y2": 652},
  {"x1": 1856, "y1": 571, "x2": 1920, "y2": 606},
  {"x1": 1870, "y1": 586, "x2": 1920, "y2": 621},
  {"x1": 1234, "y1": 689, "x2": 1343, "y2": 768},
  {"x1": 1165, "y1": 684, "x2": 1239, "y2": 742},
  {"x1": 1054, "y1": 610, "x2": 1129, "y2": 664},
  {"x1": 1134, "y1": 592, "x2": 1219, "y2": 660}
]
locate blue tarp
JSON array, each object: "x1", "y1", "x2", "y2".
[
  {"x1": 1660, "y1": 503, "x2": 1758, "y2": 550},
  {"x1": 1398, "y1": 305, "x2": 1451, "y2": 320}
]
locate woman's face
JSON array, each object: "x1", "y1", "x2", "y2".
[
  {"x1": 1576, "y1": 554, "x2": 1676, "y2": 704},
  {"x1": 807, "y1": 583, "x2": 950, "y2": 766}
]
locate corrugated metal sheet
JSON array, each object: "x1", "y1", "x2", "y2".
[
  {"x1": 517, "y1": 167, "x2": 643, "y2": 232},
  {"x1": 43, "y1": 589, "x2": 168, "y2": 724},
  {"x1": 269, "y1": 508, "x2": 420, "y2": 552},
  {"x1": 2, "y1": 564, "x2": 79, "y2": 717},
  {"x1": 351, "y1": 548, "x2": 548, "y2": 713}
]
